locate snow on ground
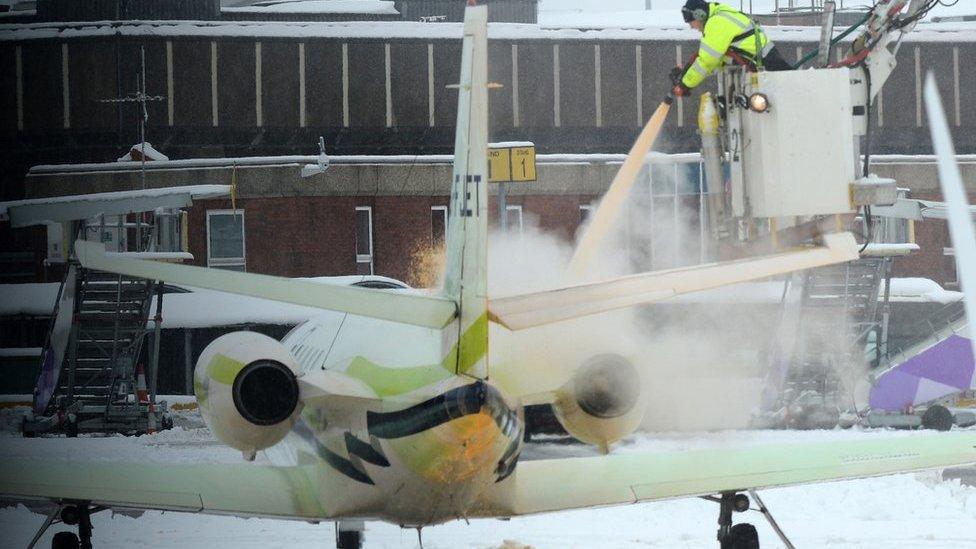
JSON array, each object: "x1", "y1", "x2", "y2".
[{"x1": 2, "y1": 412, "x2": 976, "y2": 548}]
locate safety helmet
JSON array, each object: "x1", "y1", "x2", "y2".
[{"x1": 681, "y1": 0, "x2": 710, "y2": 23}]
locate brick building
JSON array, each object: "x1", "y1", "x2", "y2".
[{"x1": 20, "y1": 153, "x2": 976, "y2": 289}]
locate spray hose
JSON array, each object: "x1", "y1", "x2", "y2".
[{"x1": 793, "y1": 10, "x2": 872, "y2": 69}]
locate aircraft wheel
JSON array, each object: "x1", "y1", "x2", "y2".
[
  {"x1": 336, "y1": 530, "x2": 362, "y2": 549},
  {"x1": 921, "y1": 405, "x2": 953, "y2": 431},
  {"x1": 51, "y1": 531, "x2": 80, "y2": 549},
  {"x1": 723, "y1": 523, "x2": 759, "y2": 549}
]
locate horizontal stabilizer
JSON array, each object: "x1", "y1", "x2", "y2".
[
  {"x1": 74, "y1": 239, "x2": 457, "y2": 329},
  {"x1": 489, "y1": 232, "x2": 859, "y2": 330},
  {"x1": 477, "y1": 431, "x2": 976, "y2": 517}
]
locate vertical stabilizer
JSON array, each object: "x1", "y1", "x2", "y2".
[
  {"x1": 442, "y1": 3, "x2": 489, "y2": 379},
  {"x1": 925, "y1": 73, "x2": 976, "y2": 390}
]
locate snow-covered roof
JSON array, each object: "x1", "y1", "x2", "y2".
[
  {"x1": 224, "y1": 1, "x2": 398, "y2": 15},
  {"x1": 0, "y1": 184, "x2": 231, "y2": 227},
  {"x1": 27, "y1": 152, "x2": 975, "y2": 178},
  {"x1": 0, "y1": 283, "x2": 58, "y2": 316},
  {"x1": 118, "y1": 142, "x2": 169, "y2": 163},
  {"x1": 882, "y1": 277, "x2": 963, "y2": 304},
  {"x1": 536, "y1": 0, "x2": 976, "y2": 25},
  {"x1": 1, "y1": 19, "x2": 973, "y2": 42}
]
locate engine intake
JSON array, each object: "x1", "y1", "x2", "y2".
[
  {"x1": 233, "y1": 360, "x2": 300, "y2": 426},
  {"x1": 574, "y1": 354, "x2": 640, "y2": 419},
  {"x1": 194, "y1": 332, "x2": 302, "y2": 459},
  {"x1": 552, "y1": 353, "x2": 644, "y2": 452}
]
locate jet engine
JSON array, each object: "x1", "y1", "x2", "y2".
[
  {"x1": 551, "y1": 353, "x2": 644, "y2": 452},
  {"x1": 194, "y1": 331, "x2": 302, "y2": 459}
]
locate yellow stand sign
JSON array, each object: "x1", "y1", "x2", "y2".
[{"x1": 488, "y1": 142, "x2": 536, "y2": 183}]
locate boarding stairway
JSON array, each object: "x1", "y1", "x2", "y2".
[
  {"x1": 800, "y1": 257, "x2": 888, "y2": 348},
  {"x1": 760, "y1": 257, "x2": 891, "y2": 428},
  {"x1": 51, "y1": 270, "x2": 157, "y2": 422},
  {"x1": 23, "y1": 213, "x2": 178, "y2": 436}
]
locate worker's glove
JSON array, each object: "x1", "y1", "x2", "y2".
[
  {"x1": 672, "y1": 83, "x2": 690, "y2": 97},
  {"x1": 668, "y1": 65, "x2": 684, "y2": 86}
]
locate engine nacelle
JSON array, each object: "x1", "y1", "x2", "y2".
[
  {"x1": 194, "y1": 331, "x2": 302, "y2": 458},
  {"x1": 552, "y1": 353, "x2": 644, "y2": 452}
]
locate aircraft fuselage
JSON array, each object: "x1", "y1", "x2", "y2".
[{"x1": 271, "y1": 312, "x2": 522, "y2": 526}]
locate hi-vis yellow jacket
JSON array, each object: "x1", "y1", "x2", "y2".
[{"x1": 681, "y1": 3, "x2": 774, "y2": 89}]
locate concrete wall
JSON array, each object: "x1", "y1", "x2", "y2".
[{"x1": 3, "y1": 31, "x2": 974, "y2": 163}]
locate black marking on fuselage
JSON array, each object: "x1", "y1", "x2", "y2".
[
  {"x1": 344, "y1": 432, "x2": 391, "y2": 467},
  {"x1": 294, "y1": 421, "x2": 375, "y2": 485},
  {"x1": 367, "y1": 382, "x2": 488, "y2": 439}
]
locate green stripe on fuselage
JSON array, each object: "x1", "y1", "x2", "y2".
[
  {"x1": 346, "y1": 357, "x2": 453, "y2": 397},
  {"x1": 344, "y1": 312, "x2": 489, "y2": 397}
]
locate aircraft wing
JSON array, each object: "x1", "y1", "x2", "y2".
[
  {"x1": 74, "y1": 239, "x2": 457, "y2": 329},
  {"x1": 489, "y1": 232, "x2": 859, "y2": 331},
  {"x1": 476, "y1": 431, "x2": 976, "y2": 517},
  {"x1": 0, "y1": 458, "x2": 329, "y2": 520}
]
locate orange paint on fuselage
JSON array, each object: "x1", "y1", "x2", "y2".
[{"x1": 389, "y1": 411, "x2": 507, "y2": 485}]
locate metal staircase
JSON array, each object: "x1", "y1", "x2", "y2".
[
  {"x1": 23, "y1": 213, "x2": 176, "y2": 436},
  {"x1": 5, "y1": 184, "x2": 227, "y2": 436},
  {"x1": 800, "y1": 256, "x2": 888, "y2": 348},
  {"x1": 52, "y1": 270, "x2": 158, "y2": 430},
  {"x1": 757, "y1": 257, "x2": 892, "y2": 429}
]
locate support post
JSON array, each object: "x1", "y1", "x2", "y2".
[
  {"x1": 717, "y1": 492, "x2": 734, "y2": 544},
  {"x1": 149, "y1": 281, "x2": 164, "y2": 403},
  {"x1": 184, "y1": 329, "x2": 193, "y2": 395},
  {"x1": 499, "y1": 182, "x2": 508, "y2": 232},
  {"x1": 817, "y1": 1, "x2": 836, "y2": 68},
  {"x1": 77, "y1": 505, "x2": 93, "y2": 549},
  {"x1": 26, "y1": 505, "x2": 62, "y2": 549},
  {"x1": 748, "y1": 489, "x2": 795, "y2": 549}
]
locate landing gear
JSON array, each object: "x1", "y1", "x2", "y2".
[
  {"x1": 26, "y1": 502, "x2": 99, "y2": 549},
  {"x1": 335, "y1": 520, "x2": 364, "y2": 549},
  {"x1": 725, "y1": 524, "x2": 759, "y2": 549},
  {"x1": 51, "y1": 532, "x2": 79, "y2": 549},
  {"x1": 703, "y1": 490, "x2": 795, "y2": 549},
  {"x1": 713, "y1": 492, "x2": 756, "y2": 549}
]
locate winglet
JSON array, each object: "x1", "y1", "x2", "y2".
[{"x1": 74, "y1": 239, "x2": 457, "y2": 329}]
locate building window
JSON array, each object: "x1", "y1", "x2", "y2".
[
  {"x1": 506, "y1": 205, "x2": 523, "y2": 234},
  {"x1": 431, "y1": 205, "x2": 448, "y2": 247},
  {"x1": 355, "y1": 206, "x2": 374, "y2": 275},
  {"x1": 206, "y1": 210, "x2": 246, "y2": 271},
  {"x1": 944, "y1": 247, "x2": 959, "y2": 288}
]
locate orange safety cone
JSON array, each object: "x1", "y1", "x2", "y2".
[
  {"x1": 147, "y1": 402, "x2": 157, "y2": 435},
  {"x1": 136, "y1": 364, "x2": 150, "y2": 405}
]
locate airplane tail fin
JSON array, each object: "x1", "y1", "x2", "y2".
[
  {"x1": 441, "y1": 3, "x2": 490, "y2": 378},
  {"x1": 924, "y1": 73, "x2": 976, "y2": 389}
]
